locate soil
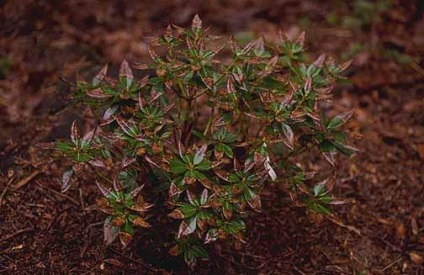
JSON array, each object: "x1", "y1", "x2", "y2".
[{"x1": 1, "y1": 0, "x2": 423, "y2": 274}]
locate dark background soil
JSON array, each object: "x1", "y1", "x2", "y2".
[{"x1": 1, "y1": 0, "x2": 423, "y2": 274}]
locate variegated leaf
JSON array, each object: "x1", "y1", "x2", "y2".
[{"x1": 104, "y1": 217, "x2": 119, "y2": 245}]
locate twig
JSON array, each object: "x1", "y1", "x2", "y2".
[
  {"x1": 239, "y1": 252, "x2": 266, "y2": 259},
  {"x1": 326, "y1": 215, "x2": 361, "y2": 236},
  {"x1": 46, "y1": 185, "x2": 81, "y2": 206},
  {"x1": 410, "y1": 61, "x2": 424, "y2": 78},
  {"x1": 0, "y1": 228, "x2": 34, "y2": 243},
  {"x1": 0, "y1": 177, "x2": 15, "y2": 209},
  {"x1": 11, "y1": 171, "x2": 40, "y2": 190},
  {"x1": 34, "y1": 180, "x2": 80, "y2": 206},
  {"x1": 79, "y1": 188, "x2": 85, "y2": 208},
  {"x1": 376, "y1": 256, "x2": 402, "y2": 272},
  {"x1": 293, "y1": 266, "x2": 307, "y2": 275}
]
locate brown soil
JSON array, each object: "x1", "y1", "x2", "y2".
[{"x1": 1, "y1": 1, "x2": 423, "y2": 274}]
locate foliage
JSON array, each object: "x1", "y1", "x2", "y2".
[{"x1": 45, "y1": 15, "x2": 355, "y2": 267}]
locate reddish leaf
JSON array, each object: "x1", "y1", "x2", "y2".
[
  {"x1": 229, "y1": 36, "x2": 239, "y2": 53},
  {"x1": 304, "y1": 77, "x2": 312, "y2": 93},
  {"x1": 113, "y1": 177, "x2": 123, "y2": 192},
  {"x1": 92, "y1": 64, "x2": 108, "y2": 86},
  {"x1": 253, "y1": 152, "x2": 265, "y2": 167},
  {"x1": 164, "y1": 24, "x2": 173, "y2": 38},
  {"x1": 409, "y1": 252, "x2": 424, "y2": 264},
  {"x1": 130, "y1": 202, "x2": 153, "y2": 213},
  {"x1": 339, "y1": 59, "x2": 352, "y2": 71},
  {"x1": 61, "y1": 169, "x2": 74, "y2": 193},
  {"x1": 177, "y1": 218, "x2": 197, "y2": 239},
  {"x1": 194, "y1": 144, "x2": 207, "y2": 165},
  {"x1": 96, "y1": 179, "x2": 112, "y2": 198},
  {"x1": 102, "y1": 106, "x2": 119, "y2": 122},
  {"x1": 199, "y1": 178, "x2": 213, "y2": 189},
  {"x1": 120, "y1": 156, "x2": 136, "y2": 169},
  {"x1": 281, "y1": 123, "x2": 294, "y2": 150},
  {"x1": 168, "y1": 208, "x2": 185, "y2": 219},
  {"x1": 133, "y1": 62, "x2": 149, "y2": 70},
  {"x1": 36, "y1": 142, "x2": 55, "y2": 150},
  {"x1": 104, "y1": 217, "x2": 119, "y2": 245},
  {"x1": 200, "y1": 189, "x2": 208, "y2": 205},
  {"x1": 97, "y1": 198, "x2": 114, "y2": 214},
  {"x1": 313, "y1": 54, "x2": 326, "y2": 68},
  {"x1": 70, "y1": 121, "x2": 80, "y2": 144},
  {"x1": 204, "y1": 229, "x2": 218, "y2": 244},
  {"x1": 322, "y1": 151, "x2": 336, "y2": 166},
  {"x1": 132, "y1": 217, "x2": 151, "y2": 228},
  {"x1": 264, "y1": 156, "x2": 277, "y2": 181},
  {"x1": 186, "y1": 190, "x2": 197, "y2": 205},
  {"x1": 253, "y1": 37, "x2": 265, "y2": 55},
  {"x1": 169, "y1": 182, "x2": 182, "y2": 198},
  {"x1": 111, "y1": 216, "x2": 125, "y2": 227},
  {"x1": 338, "y1": 109, "x2": 355, "y2": 124},
  {"x1": 119, "y1": 60, "x2": 134, "y2": 89},
  {"x1": 281, "y1": 89, "x2": 294, "y2": 107},
  {"x1": 247, "y1": 194, "x2": 262, "y2": 212},
  {"x1": 279, "y1": 30, "x2": 289, "y2": 43},
  {"x1": 168, "y1": 245, "x2": 180, "y2": 256},
  {"x1": 88, "y1": 159, "x2": 106, "y2": 168},
  {"x1": 329, "y1": 199, "x2": 349, "y2": 205},
  {"x1": 223, "y1": 206, "x2": 233, "y2": 220},
  {"x1": 147, "y1": 45, "x2": 159, "y2": 61},
  {"x1": 296, "y1": 31, "x2": 306, "y2": 46},
  {"x1": 184, "y1": 177, "x2": 197, "y2": 185},
  {"x1": 119, "y1": 231, "x2": 133, "y2": 247},
  {"x1": 129, "y1": 184, "x2": 145, "y2": 198},
  {"x1": 83, "y1": 129, "x2": 95, "y2": 144},
  {"x1": 227, "y1": 77, "x2": 236, "y2": 94},
  {"x1": 243, "y1": 159, "x2": 255, "y2": 173},
  {"x1": 192, "y1": 14, "x2": 202, "y2": 30}
]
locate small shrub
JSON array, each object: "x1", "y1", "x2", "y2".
[{"x1": 45, "y1": 15, "x2": 355, "y2": 266}]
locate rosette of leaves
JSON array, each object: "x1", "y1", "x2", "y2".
[
  {"x1": 97, "y1": 180, "x2": 153, "y2": 247},
  {"x1": 46, "y1": 14, "x2": 356, "y2": 266}
]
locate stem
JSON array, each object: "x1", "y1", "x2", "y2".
[
  {"x1": 88, "y1": 162, "x2": 113, "y2": 184},
  {"x1": 203, "y1": 106, "x2": 215, "y2": 136}
]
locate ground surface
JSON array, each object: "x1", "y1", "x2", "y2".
[{"x1": 1, "y1": 0, "x2": 423, "y2": 274}]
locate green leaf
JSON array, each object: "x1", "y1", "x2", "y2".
[
  {"x1": 319, "y1": 140, "x2": 336, "y2": 152},
  {"x1": 228, "y1": 173, "x2": 240, "y2": 183},
  {"x1": 216, "y1": 143, "x2": 233, "y2": 158},
  {"x1": 181, "y1": 203, "x2": 198, "y2": 218},
  {"x1": 327, "y1": 117, "x2": 343, "y2": 130},
  {"x1": 225, "y1": 220, "x2": 246, "y2": 234},
  {"x1": 190, "y1": 245, "x2": 209, "y2": 259},
  {"x1": 333, "y1": 141, "x2": 359, "y2": 156},
  {"x1": 193, "y1": 171, "x2": 207, "y2": 180},
  {"x1": 184, "y1": 249, "x2": 195, "y2": 265},
  {"x1": 313, "y1": 183, "x2": 326, "y2": 196},
  {"x1": 318, "y1": 195, "x2": 332, "y2": 204},
  {"x1": 311, "y1": 202, "x2": 331, "y2": 215},
  {"x1": 122, "y1": 221, "x2": 134, "y2": 235},
  {"x1": 170, "y1": 157, "x2": 188, "y2": 174},
  {"x1": 195, "y1": 159, "x2": 212, "y2": 171},
  {"x1": 56, "y1": 141, "x2": 73, "y2": 153}
]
